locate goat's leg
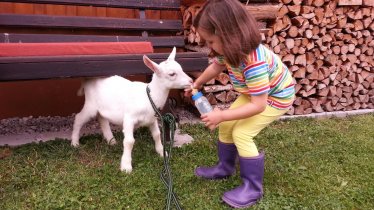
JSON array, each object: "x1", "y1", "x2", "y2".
[
  {"x1": 71, "y1": 105, "x2": 96, "y2": 147},
  {"x1": 120, "y1": 118, "x2": 135, "y2": 173},
  {"x1": 98, "y1": 114, "x2": 117, "y2": 145},
  {"x1": 149, "y1": 120, "x2": 164, "y2": 157}
]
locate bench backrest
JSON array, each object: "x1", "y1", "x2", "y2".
[
  {"x1": 0, "y1": 0, "x2": 210, "y2": 81},
  {"x1": 0, "y1": 0, "x2": 185, "y2": 49}
]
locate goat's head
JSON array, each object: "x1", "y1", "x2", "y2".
[{"x1": 143, "y1": 47, "x2": 193, "y2": 89}]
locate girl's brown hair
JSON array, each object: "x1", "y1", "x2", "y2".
[{"x1": 193, "y1": 0, "x2": 261, "y2": 67}]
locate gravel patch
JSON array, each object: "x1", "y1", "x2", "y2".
[
  {"x1": 0, "y1": 107, "x2": 200, "y2": 146},
  {"x1": 2, "y1": 105, "x2": 371, "y2": 147}
]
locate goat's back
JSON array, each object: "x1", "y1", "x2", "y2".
[{"x1": 82, "y1": 76, "x2": 153, "y2": 125}]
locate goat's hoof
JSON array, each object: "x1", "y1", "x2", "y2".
[
  {"x1": 156, "y1": 147, "x2": 166, "y2": 157},
  {"x1": 120, "y1": 165, "x2": 133, "y2": 173},
  {"x1": 108, "y1": 139, "x2": 117, "y2": 145},
  {"x1": 71, "y1": 141, "x2": 80, "y2": 147},
  {"x1": 159, "y1": 151, "x2": 168, "y2": 157}
]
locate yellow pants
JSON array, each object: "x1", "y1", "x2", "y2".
[{"x1": 219, "y1": 95, "x2": 288, "y2": 158}]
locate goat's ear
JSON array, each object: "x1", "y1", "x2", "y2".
[
  {"x1": 143, "y1": 55, "x2": 160, "y2": 74},
  {"x1": 167, "y1": 47, "x2": 176, "y2": 61}
]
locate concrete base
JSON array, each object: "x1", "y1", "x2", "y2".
[
  {"x1": 0, "y1": 127, "x2": 195, "y2": 148},
  {"x1": 280, "y1": 109, "x2": 374, "y2": 120}
]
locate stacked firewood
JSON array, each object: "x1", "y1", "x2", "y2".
[
  {"x1": 185, "y1": 72, "x2": 240, "y2": 110},
  {"x1": 182, "y1": 3, "x2": 205, "y2": 46},
  {"x1": 181, "y1": 1, "x2": 280, "y2": 109},
  {"x1": 263, "y1": 0, "x2": 374, "y2": 115},
  {"x1": 181, "y1": 0, "x2": 373, "y2": 115},
  {"x1": 182, "y1": 2, "x2": 279, "y2": 46}
]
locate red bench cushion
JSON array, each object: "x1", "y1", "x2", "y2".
[{"x1": 0, "y1": 42, "x2": 154, "y2": 57}]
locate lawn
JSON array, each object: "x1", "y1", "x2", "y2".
[{"x1": 1, "y1": 114, "x2": 373, "y2": 209}]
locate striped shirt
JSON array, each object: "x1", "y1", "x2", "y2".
[{"x1": 214, "y1": 44, "x2": 295, "y2": 110}]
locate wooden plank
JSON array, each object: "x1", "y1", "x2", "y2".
[
  {"x1": 0, "y1": 53, "x2": 208, "y2": 64},
  {"x1": 65, "y1": 5, "x2": 76, "y2": 16},
  {"x1": 363, "y1": 0, "x2": 374, "y2": 6},
  {"x1": 238, "y1": 0, "x2": 276, "y2": 3},
  {"x1": 0, "y1": 0, "x2": 181, "y2": 10},
  {"x1": 45, "y1": 3, "x2": 65, "y2": 15},
  {"x1": 106, "y1": 8, "x2": 135, "y2": 18},
  {"x1": 33, "y1": 3, "x2": 46, "y2": 14},
  {"x1": 0, "y1": 2, "x2": 14, "y2": 13},
  {"x1": 245, "y1": 4, "x2": 281, "y2": 20},
  {"x1": 75, "y1": 4, "x2": 94, "y2": 17},
  {"x1": 338, "y1": 0, "x2": 363, "y2": 6},
  {"x1": 0, "y1": 33, "x2": 185, "y2": 48},
  {"x1": 14, "y1": 2, "x2": 33, "y2": 14},
  {"x1": 0, "y1": 53, "x2": 208, "y2": 81},
  {"x1": 0, "y1": 14, "x2": 182, "y2": 31}
]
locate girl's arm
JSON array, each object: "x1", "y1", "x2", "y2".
[{"x1": 194, "y1": 62, "x2": 226, "y2": 88}]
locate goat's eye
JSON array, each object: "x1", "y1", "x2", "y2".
[{"x1": 169, "y1": 72, "x2": 176, "y2": 77}]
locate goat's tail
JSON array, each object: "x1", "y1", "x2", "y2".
[
  {"x1": 77, "y1": 86, "x2": 84, "y2": 96},
  {"x1": 77, "y1": 79, "x2": 86, "y2": 96}
]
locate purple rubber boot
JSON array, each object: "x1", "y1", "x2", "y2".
[
  {"x1": 222, "y1": 152, "x2": 265, "y2": 208},
  {"x1": 195, "y1": 141, "x2": 237, "y2": 179}
]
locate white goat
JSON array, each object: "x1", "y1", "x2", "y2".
[{"x1": 71, "y1": 47, "x2": 193, "y2": 173}]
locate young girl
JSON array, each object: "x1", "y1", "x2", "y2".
[{"x1": 187, "y1": 0, "x2": 295, "y2": 208}]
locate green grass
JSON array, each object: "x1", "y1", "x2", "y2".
[{"x1": 1, "y1": 114, "x2": 374, "y2": 210}]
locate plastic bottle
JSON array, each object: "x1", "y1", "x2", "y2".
[{"x1": 192, "y1": 89, "x2": 213, "y2": 115}]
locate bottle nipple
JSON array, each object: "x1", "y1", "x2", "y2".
[{"x1": 192, "y1": 88, "x2": 198, "y2": 95}]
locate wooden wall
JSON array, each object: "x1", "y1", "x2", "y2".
[
  {"x1": 0, "y1": 2, "x2": 180, "y2": 36},
  {"x1": 0, "y1": 2, "x2": 181, "y2": 119},
  {"x1": 0, "y1": 2, "x2": 180, "y2": 19}
]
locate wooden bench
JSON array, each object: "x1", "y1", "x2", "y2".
[{"x1": 0, "y1": 0, "x2": 209, "y2": 81}]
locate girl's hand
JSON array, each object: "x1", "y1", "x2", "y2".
[
  {"x1": 201, "y1": 108, "x2": 223, "y2": 131},
  {"x1": 184, "y1": 82, "x2": 202, "y2": 97},
  {"x1": 184, "y1": 86, "x2": 193, "y2": 97}
]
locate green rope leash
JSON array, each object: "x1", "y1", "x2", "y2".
[{"x1": 146, "y1": 86, "x2": 182, "y2": 210}]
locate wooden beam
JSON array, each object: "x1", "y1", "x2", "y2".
[
  {"x1": 338, "y1": 0, "x2": 363, "y2": 6},
  {"x1": 0, "y1": 53, "x2": 208, "y2": 81},
  {"x1": 363, "y1": 0, "x2": 374, "y2": 6},
  {"x1": 0, "y1": 0, "x2": 180, "y2": 10},
  {"x1": 0, "y1": 14, "x2": 182, "y2": 31},
  {"x1": 245, "y1": 4, "x2": 281, "y2": 20},
  {"x1": 0, "y1": 33, "x2": 185, "y2": 48},
  {"x1": 239, "y1": 0, "x2": 275, "y2": 2}
]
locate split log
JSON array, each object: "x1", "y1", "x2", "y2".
[
  {"x1": 184, "y1": 0, "x2": 373, "y2": 115},
  {"x1": 269, "y1": 0, "x2": 373, "y2": 115},
  {"x1": 203, "y1": 84, "x2": 233, "y2": 93},
  {"x1": 245, "y1": 4, "x2": 281, "y2": 20}
]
